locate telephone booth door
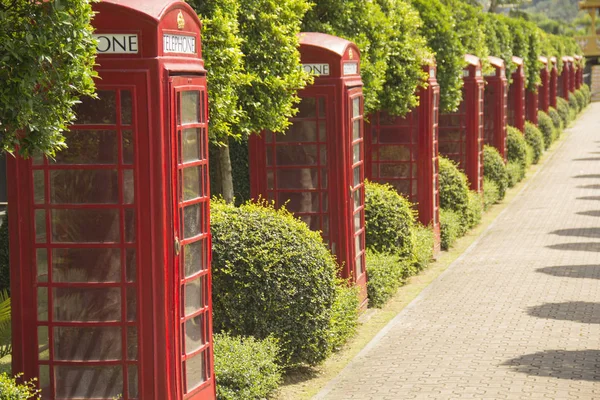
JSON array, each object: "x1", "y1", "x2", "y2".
[
  {"x1": 439, "y1": 54, "x2": 484, "y2": 192},
  {"x1": 484, "y1": 56, "x2": 508, "y2": 160},
  {"x1": 526, "y1": 89, "x2": 539, "y2": 125},
  {"x1": 559, "y1": 58, "x2": 570, "y2": 100},
  {"x1": 550, "y1": 57, "x2": 558, "y2": 108},
  {"x1": 169, "y1": 77, "x2": 214, "y2": 399},
  {"x1": 508, "y1": 57, "x2": 525, "y2": 132},
  {"x1": 569, "y1": 58, "x2": 576, "y2": 93},
  {"x1": 538, "y1": 57, "x2": 550, "y2": 113}
]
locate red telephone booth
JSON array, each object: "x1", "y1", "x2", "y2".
[
  {"x1": 365, "y1": 62, "x2": 441, "y2": 253},
  {"x1": 6, "y1": 1, "x2": 215, "y2": 399},
  {"x1": 568, "y1": 56, "x2": 576, "y2": 93},
  {"x1": 526, "y1": 88, "x2": 539, "y2": 125},
  {"x1": 483, "y1": 56, "x2": 508, "y2": 161},
  {"x1": 538, "y1": 56, "x2": 550, "y2": 113},
  {"x1": 249, "y1": 33, "x2": 368, "y2": 307},
  {"x1": 438, "y1": 54, "x2": 484, "y2": 192},
  {"x1": 507, "y1": 56, "x2": 526, "y2": 132},
  {"x1": 550, "y1": 57, "x2": 558, "y2": 108},
  {"x1": 559, "y1": 56, "x2": 571, "y2": 100},
  {"x1": 575, "y1": 55, "x2": 584, "y2": 89}
]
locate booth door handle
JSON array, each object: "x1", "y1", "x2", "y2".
[{"x1": 174, "y1": 235, "x2": 181, "y2": 256}]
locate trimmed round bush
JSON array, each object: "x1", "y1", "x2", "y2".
[
  {"x1": 575, "y1": 89, "x2": 586, "y2": 112},
  {"x1": 214, "y1": 333, "x2": 281, "y2": 400},
  {"x1": 506, "y1": 160, "x2": 525, "y2": 187},
  {"x1": 569, "y1": 92, "x2": 580, "y2": 114},
  {"x1": 537, "y1": 111, "x2": 555, "y2": 149},
  {"x1": 507, "y1": 126, "x2": 528, "y2": 170},
  {"x1": 438, "y1": 156, "x2": 469, "y2": 216},
  {"x1": 483, "y1": 178, "x2": 500, "y2": 210},
  {"x1": 483, "y1": 145, "x2": 508, "y2": 201},
  {"x1": 412, "y1": 224, "x2": 434, "y2": 272},
  {"x1": 365, "y1": 251, "x2": 412, "y2": 308},
  {"x1": 547, "y1": 107, "x2": 562, "y2": 133},
  {"x1": 440, "y1": 209, "x2": 462, "y2": 251},
  {"x1": 327, "y1": 280, "x2": 359, "y2": 352},
  {"x1": 581, "y1": 84, "x2": 592, "y2": 104},
  {"x1": 524, "y1": 122, "x2": 544, "y2": 165},
  {"x1": 364, "y1": 181, "x2": 415, "y2": 258},
  {"x1": 210, "y1": 200, "x2": 338, "y2": 367},
  {"x1": 464, "y1": 190, "x2": 483, "y2": 230},
  {"x1": 556, "y1": 97, "x2": 571, "y2": 127}
]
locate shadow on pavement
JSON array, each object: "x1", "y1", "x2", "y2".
[
  {"x1": 527, "y1": 301, "x2": 600, "y2": 324},
  {"x1": 576, "y1": 196, "x2": 600, "y2": 201},
  {"x1": 503, "y1": 350, "x2": 600, "y2": 381},
  {"x1": 547, "y1": 242, "x2": 600, "y2": 252},
  {"x1": 573, "y1": 174, "x2": 600, "y2": 179},
  {"x1": 536, "y1": 265, "x2": 600, "y2": 280},
  {"x1": 577, "y1": 184, "x2": 600, "y2": 189},
  {"x1": 550, "y1": 228, "x2": 600, "y2": 238},
  {"x1": 576, "y1": 210, "x2": 600, "y2": 217}
]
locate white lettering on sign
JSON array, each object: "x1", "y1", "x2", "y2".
[
  {"x1": 303, "y1": 64, "x2": 330, "y2": 76},
  {"x1": 343, "y1": 62, "x2": 358, "y2": 76},
  {"x1": 94, "y1": 34, "x2": 139, "y2": 54},
  {"x1": 429, "y1": 68, "x2": 435, "y2": 78},
  {"x1": 163, "y1": 34, "x2": 197, "y2": 54}
]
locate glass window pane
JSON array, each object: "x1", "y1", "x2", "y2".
[
  {"x1": 128, "y1": 365, "x2": 138, "y2": 399},
  {"x1": 320, "y1": 145, "x2": 327, "y2": 165},
  {"x1": 277, "y1": 121, "x2": 317, "y2": 143},
  {"x1": 35, "y1": 210, "x2": 46, "y2": 243},
  {"x1": 127, "y1": 327, "x2": 138, "y2": 360},
  {"x1": 318, "y1": 121, "x2": 326, "y2": 142},
  {"x1": 38, "y1": 326, "x2": 49, "y2": 360},
  {"x1": 126, "y1": 249, "x2": 136, "y2": 282},
  {"x1": 127, "y1": 287, "x2": 136, "y2": 321},
  {"x1": 353, "y1": 97, "x2": 361, "y2": 118},
  {"x1": 74, "y1": 90, "x2": 117, "y2": 125},
  {"x1": 277, "y1": 192, "x2": 320, "y2": 213},
  {"x1": 38, "y1": 287, "x2": 48, "y2": 321},
  {"x1": 353, "y1": 120, "x2": 361, "y2": 141},
  {"x1": 354, "y1": 187, "x2": 362, "y2": 211},
  {"x1": 183, "y1": 203, "x2": 203, "y2": 239},
  {"x1": 184, "y1": 240, "x2": 205, "y2": 278},
  {"x1": 51, "y1": 209, "x2": 120, "y2": 243},
  {"x1": 185, "y1": 313, "x2": 206, "y2": 354},
  {"x1": 55, "y1": 365, "x2": 122, "y2": 399},
  {"x1": 53, "y1": 130, "x2": 118, "y2": 164},
  {"x1": 123, "y1": 170, "x2": 135, "y2": 204},
  {"x1": 181, "y1": 91, "x2": 200, "y2": 124},
  {"x1": 39, "y1": 365, "x2": 50, "y2": 396},
  {"x1": 53, "y1": 287, "x2": 121, "y2": 321},
  {"x1": 183, "y1": 277, "x2": 204, "y2": 316},
  {"x1": 37, "y1": 249, "x2": 48, "y2": 283},
  {"x1": 54, "y1": 326, "x2": 122, "y2": 360},
  {"x1": 123, "y1": 130, "x2": 134, "y2": 164},
  {"x1": 52, "y1": 248, "x2": 120, "y2": 283},
  {"x1": 125, "y1": 209, "x2": 136, "y2": 243},
  {"x1": 121, "y1": 90, "x2": 132, "y2": 125},
  {"x1": 356, "y1": 254, "x2": 364, "y2": 275},
  {"x1": 183, "y1": 167, "x2": 202, "y2": 201},
  {"x1": 182, "y1": 128, "x2": 201, "y2": 163},
  {"x1": 50, "y1": 170, "x2": 119, "y2": 204},
  {"x1": 353, "y1": 143, "x2": 360, "y2": 164},
  {"x1": 318, "y1": 98, "x2": 326, "y2": 117},
  {"x1": 380, "y1": 164, "x2": 410, "y2": 178},
  {"x1": 297, "y1": 97, "x2": 316, "y2": 118},
  {"x1": 185, "y1": 351, "x2": 207, "y2": 392},
  {"x1": 353, "y1": 167, "x2": 361, "y2": 187},
  {"x1": 33, "y1": 170, "x2": 45, "y2": 204},
  {"x1": 276, "y1": 169, "x2": 318, "y2": 189},
  {"x1": 276, "y1": 145, "x2": 318, "y2": 165},
  {"x1": 354, "y1": 212, "x2": 361, "y2": 233}
]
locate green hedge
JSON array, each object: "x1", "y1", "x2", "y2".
[
  {"x1": 210, "y1": 200, "x2": 339, "y2": 367},
  {"x1": 569, "y1": 92, "x2": 580, "y2": 113},
  {"x1": 524, "y1": 122, "x2": 544, "y2": 164},
  {"x1": 581, "y1": 84, "x2": 591, "y2": 104},
  {"x1": 364, "y1": 181, "x2": 415, "y2": 258},
  {"x1": 440, "y1": 209, "x2": 462, "y2": 250},
  {"x1": 507, "y1": 126, "x2": 528, "y2": 170},
  {"x1": 547, "y1": 107, "x2": 562, "y2": 133},
  {"x1": 537, "y1": 111, "x2": 555, "y2": 149},
  {"x1": 214, "y1": 333, "x2": 281, "y2": 400},
  {"x1": 412, "y1": 224, "x2": 434, "y2": 272},
  {"x1": 327, "y1": 280, "x2": 359, "y2": 352},
  {"x1": 556, "y1": 97, "x2": 571, "y2": 127},
  {"x1": 0, "y1": 214, "x2": 8, "y2": 294},
  {"x1": 483, "y1": 145, "x2": 508, "y2": 201},
  {"x1": 483, "y1": 178, "x2": 500, "y2": 210},
  {"x1": 438, "y1": 157, "x2": 469, "y2": 216},
  {"x1": 507, "y1": 160, "x2": 525, "y2": 187},
  {"x1": 574, "y1": 89, "x2": 586, "y2": 112},
  {"x1": 0, "y1": 373, "x2": 39, "y2": 400},
  {"x1": 464, "y1": 190, "x2": 483, "y2": 230},
  {"x1": 365, "y1": 251, "x2": 412, "y2": 308}
]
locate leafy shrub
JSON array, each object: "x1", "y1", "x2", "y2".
[
  {"x1": 412, "y1": 225, "x2": 434, "y2": 272},
  {"x1": 575, "y1": 90, "x2": 586, "y2": 111},
  {"x1": 581, "y1": 84, "x2": 591, "y2": 104},
  {"x1": 0, "y1": 214, "x2": 8, "y2": 293},
  {"x1": 210, "y1": 200, "x2": 337, "y2": 367},
  {"x1": 0, "y1": 291, "x2": 10, "y2": 359},
  {"x1": 524, "y1": 122, "x2": 544, "y2": 165},
  {"x1": 440, "y1": 209, "x2": 462, "y2": 251},
  {"x1": 483, "y1": 145, "x2": 508, "y2": 200},
  {"x1": 569, "y1": 106, "x2": 577, "y2": 123},
  {"x1": 438, "y1": 157, "x2": 469, "y2": 216},
  {"x1": 537, "y1": 111, "x2": 555, "y2": 149},
  {"x1": 327, "y1": 280, "x2": 359, "y2": 352},
  {"x1": 483, "y1": 178, "x2": 500, "y2": 211},
  {"x1": 556, "y1": 97, "x2": 571, "y2": 127},
  {"x1": 214, "y1": 333, "x2": 281, "y2": 400},
  {"x1": 365, "y1": 251, "x2": 411, "y2": 308},
  {"x1": 506, "y1": 126, "x2": 528, "y2": 170},
  {"x1": 464, "y1": 191, "x2": 483, "y2": 230},
  {"x1": 507, "y1": 160, "x2": 525, "y2": 187},
  {"x1": 569, "y1": 92, "x2": 580, "y2": 114},
  {"x1": 0, "y1": 373, "x2": 39, "y2": 400},
  {"x1": 364, "y1": 181, "x2": 415, "y2": 258},
  {"x1": 547, "y1": 107, "x2": 562, "y2": 133}
]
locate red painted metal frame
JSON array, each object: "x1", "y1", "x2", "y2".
[
  {"x1": 550, "y1": 57, "x2": 558, "y2": 109},
  {"x1": 484, "y1": 56, "x2": 508, "y2": 161},
  {"x1": 7, "y1": 1, "x2": 216, "y2": 399},
  {"x1": 249, "y1": 32, "x2": 368, "y2": 308},
  {"x1": 365, "y1": 62, "x2": 441, "y2": 254},
  {"x1": 439, "y1": 54, "x2": 484, "y2": 193},
  {"x1": 569, "y1": 57, "x2": 577, "y2": 93},
  {"x1": 559, "y1": 56, "x2": 571, "y2": 100},
  {"x1": 538, "y1": 57, "x2": 550, "y2": 113},
  {"x1": 507, "y1": 57, "x2": 526, "y2": 132},
  {"x1": 575, "y1": 55, "x2": 584, "y2": 89},
  {"x1": 526, "y1": 89, "x2": 539, "y2": 125}
]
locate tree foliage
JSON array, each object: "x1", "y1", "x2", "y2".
[
  {"x1": 0, "y1": 0, "x2": 97, "y2": 157},
  {"x1": 484, "y1": 13, "x2": 514, "y2": 75}
]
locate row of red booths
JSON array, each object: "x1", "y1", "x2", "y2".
[{"x1": 249, "y1": 33, "x2": 585, "y2": 309}]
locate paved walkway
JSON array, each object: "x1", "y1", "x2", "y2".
[{"x1": 316, "y1": 104, "x2": 600, "y2": 400}]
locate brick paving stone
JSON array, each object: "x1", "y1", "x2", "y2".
[{"x1": 314, "y1": 104, "x2": 600, "y2": 399}]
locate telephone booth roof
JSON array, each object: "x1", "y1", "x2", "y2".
[
  {"x1": 539, "y1": 56, "x2": 548, "y2": 66},
  {"x1": 488, "y1": 56, "x2": 505, "y2": 70},
  {"x1": 550, "y1": 56, "x2": 557, "y2": 65},
  {"x1": 465, "y1": 54, "x2": 481, "y2": 68},
  {"x1": 512, "y1": 56, "x2": 524, "y2": 66},
  {"x1": 299, "y1": 32, "x2": 361, "y2": 78}
]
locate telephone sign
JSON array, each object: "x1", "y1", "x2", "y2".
[
  {"x1": 93, "y1": 33, "x2": 139, "y2": 54},
  {"x1": 303, "y1": 63, "x2": 331, "y2": 76}
]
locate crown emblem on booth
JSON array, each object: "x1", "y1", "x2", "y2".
[
  {"x1": 349, "y1": 49, "x2": 354, "y2": 60},
  {"x1": 177, "y1": 11, "x2": 185, "y2": 30}
]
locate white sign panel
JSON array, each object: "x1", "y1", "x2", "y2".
[
  {"x1": 303, "y1": 64, "x2": 330, "y2": 76},
  {"x1": 94, "y1": 34, "x2": 139, "y2": 54},
  {"x1": 343, "y1": 62, "x2": 359, "y2": 76},
  {"x1": 163, "y1": 34, "x2": 197, "y2": 55}
]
